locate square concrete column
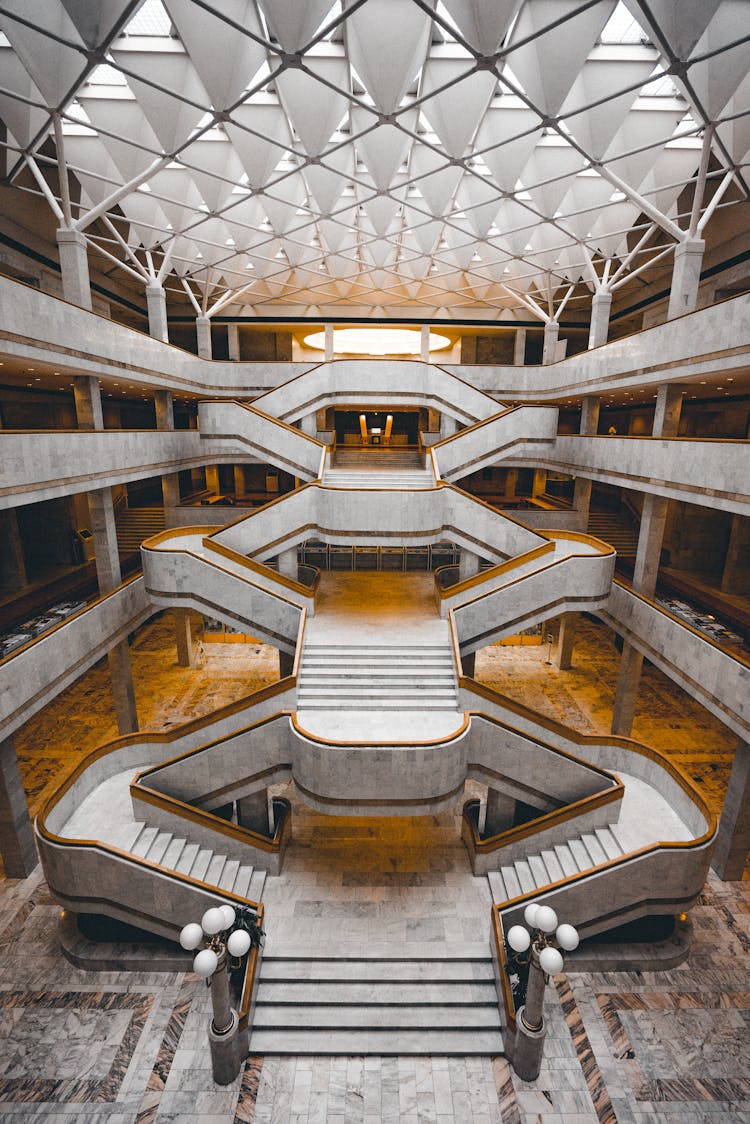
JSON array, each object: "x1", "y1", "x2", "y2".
[
  {"x1": 721, "y1": 514, "x2": 750, "y2": 594},
  {"x1": 458, "y1": 548, "x2": 481, "y2": 583},
  {"x1": 485, "y1": 787, "x2": 516, "y2": 836},
  {"x1": 196, "y1": 315, "x2": 212, "y2": 359},
  {"x1": 0, "y1": 509, "x2": 28, "y2": 590},
  {"x1": 711, "y1": 740, "x2": 750, "y2": 880},
  {"x1": 205, "y1": 466, "x2": 220, "y2": 494},
  {"x1": 174, "y1": 607, "x2": 196, "y2": 667},
  {"x1": 279, "y1": 650, "x2": 295, "y2": 678},
  {"x1": 56, "y1": 228, "x2": 92, "y2": 310},
  {"x1": 233, "y1": 465, "x2": 247, "y2": 496},
  {"x1": 555, "y1": 612, "x2": 576, "y2": 669},
  {"x1": 0, "y1": 736, "x2": 37, "y2": 877},
  {"x1": 88, "y1": 487, "x2": 122, "y2": 593},
  {"x1": 420, "y1": 324, "x2": 430, "y2": 362},
  {"x1": 324, "y1": 323, "x2": 335, "y2": 361},
  {"x1": 532, "y1": 469, "x2": 547, "y2": 497},
  {"x1": 588, "y1": 290, "x2": 612, "y2": 349},
  {"x1": 155, "y1": 389, "x2": 180, "y2": 511},
  {"x1": 238, "y1": 790, "x2": 270, "y2": 835},
  {"x1": 107, "y1": 639, "x2": 139, "y2": 734},
  {"x1": 667, "y1": 238, "x2": 705, "y2": 320},
  {"x1": 631, "y1": 384, "x2": 684, "y2": 598},
  {"x1": 572, "y1": 395, "x2": 600, "y2": 522},
  {"x1": 440, "y1": 412, "x2": 458, "y2": 440},
  {"x1": 73, "y1": 375, "x2": 104, "y2": 430},
  {"x1": 277, "y1": 547, "x2": 298, "y2": 581},
  {"x1": 299, "y1": 413, "x2": 317, "y2": 437},
  {"x1": 146, "y1": 283, "x2": 169, "y2": 342},
  {"x1": 514, "y1": 327, "x2": 526, "y2": 366},
  {"x1": 542, "y1": 320, "x2": 559, "y2": 365},
  {"x1": 227, "y1": 322, "x2": 240, "y2": 361},
  {"x1": 610, "y1": 641, "x2": 644, "y2": 737}
]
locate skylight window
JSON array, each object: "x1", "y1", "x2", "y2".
[
  {"x1": 599, "y1": 2, "x2": 648, "y2": 45},
  {"x1": 123, "y1": 0, "x2": 172, "y2": 37}
]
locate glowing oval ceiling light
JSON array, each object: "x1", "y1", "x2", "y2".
[{"x1": 303, "y1": 328, "x2": 451, "y2": 356}]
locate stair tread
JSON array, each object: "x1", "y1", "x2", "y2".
[
  {"x1": 260, "y1": 960, "x2": 494, "y2": 982},
  {"x1": 161, "y1": 837, "x2": 187, "y2": 868},
  {"x1": 514, "y1": 861, "x2": 535, "y2": 894},
  {"x1": 131, "y1": 826, "x2": 159, "y2": 858},
  {"x1": 256, "y1": 982, "x2": 497, "y2": 1004},
  {"x1": 487, "y1": 871, "x2": 507, "y2": 903},
  {"x1": 190, "y1": 848, "x2": 213, "y2": 881},
  {"x1": 145, "y1": 832, "x2": 172, "y2": 865},
  {"x1": 595, "y1": 827, "x2": 624, "y2": 860},
  {"x1": 218, "y1": 859, "x2": 240, "y2": 890},
  {"x1": 540, "y1": 850, "x2": 565, "y2": 883},
  {"x1": 252, "y1": 1005, "x2": 502, "y2": 1029},
  {"x1": 247, "y1": 1029, "x2": 504, "y2": 1055},
  {"x1": 247, "y1": 868, "x2": 267, "y2": 902},
  {"x1": 174, "y1": 842, "x2": 201, "y2": 874},
  {"x1": 554, "y1": 844, "x2": 578, "y2": 878},
  {"x1": 232, "y1": 865, "x2": 253, "y2": 900}
]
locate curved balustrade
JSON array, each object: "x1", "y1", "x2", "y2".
[{"x1": 448, "y1": 534, "x2": 615, "y2": 654}]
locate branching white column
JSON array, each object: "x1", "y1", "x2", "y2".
[
  {"x1": 588, "y1": 290, "x2": 612, "y2": 348},
  {"x1": 56, "y1": 228, "x2": 92, "y2": 310},
  {"x1": 146, "y1": 283, "x2": 169, "y2": 343},
  {"x1": 542, "y1": 320, "x2": 559, "y2": 365},
  {"x1": 667, "y1": 239, "x2": 705, "y2": 320},
  {"x1": 196, "y1": 315, "x2": 212, "y2": 359}
]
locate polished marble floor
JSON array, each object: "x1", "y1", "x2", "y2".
[{"x1": 1, "y1": 608, "x2": 748, "y2": 1121}]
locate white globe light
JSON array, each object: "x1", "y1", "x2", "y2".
[
  {"x1": 193, "y1": 947, "x2": 219, "y2": 978},
  {"x1": 523, "y1": 902, "x2": 540, "y2": 928},
  {"x1": 539, "y1": 945, "x2": 564, "y2": 974},
  {"x1": 535, "y1": 905, "x2": 558, "y2": 933},
  {"x1": 201, "y1": 907, "x2": 225, "y2": 935},
  {"x1": 227, "y1": 929, "x2": 252, "y2": 958},
  {"x1": 219, "y1": 904, "x2": 236, "y2": 931},
  {"x1": 556, "y1": 923, "x2": 580, "y2": 951},
  {"x1": 507, "y1": 925, "x2": 531, "y2": 953},
  {"x1": 179, "y1": 922, "x2": 203, "y2": 951}
]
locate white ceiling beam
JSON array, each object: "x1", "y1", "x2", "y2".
[
  {"x1": 696, "y1": 169, "x2": 736, "y2": 236},
  {"x1": 180, "y1": 275, "x2": 203, "y2": 315},
  {"x1": 24, "y1": 154, "x2": 64, "y2": 223},
  {"x1": 609, "y1": 244, "x2": 674, "y2": 292},
  {"x1": 74, "y1": 155, "x2": 171, "y2": 233},
  {"x1": 101, "y1": 215, "x2": 151, "y2": 280},
  {"x1": 688, "y1": 124, "x2": 714, "y2": 237},
  {"x1": 85, "y1": 235, "x2": 154, "y2": 284},
  {"x1": 51, "y1": 112, "x2": 73, "y2": 228},
  {"x1": 609, "y1": 222, "x2": 657, "y2": 284},
  {"x1": 593, "y1": 162, "x2": 684, "y2": 243}
]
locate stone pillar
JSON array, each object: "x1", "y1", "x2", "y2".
[
  {"x1": 667, "y1": 238, "x2": 705, "y2": 320},
  {"x1": 227, "y1": 322, "x2": 240, "y2": 361},
  {"x1": 277, "y1": 546, "x2": 297, "y2": 581},
  {"x1": 174, "y1": 608, "x2": 196, "y2": 667},
  {"x1": 485, "y1": 787, "x2": 515, "y2": 836},
  {"x1": 420, "y1": 323, "x2": 430, "y2": 362},
  {"x1": 73, "y1": 375, "x2": 103, "y2": 429},
  {"x1": 440, "y1": 412, "x2": 458, "y2": 440},
  {"x1": 233, "y1": 465, "x2": 246, "y2": 497},
  {"x1": 611, "y1": 642, "x2": 644, "y2": 737},
  {"x1": 514, "y1": 326, "x2": 526, "y2": 366},
  {"x1": 196, "y1": 315, "x2": 212, "y2": 359},
  {"x1": 299, "y1": 413, "x2": 317, "y2": 437},
  {"x1": 505, "y1": 469, "x2": 518, "y2": 501},
  {"x1": 555, "y1": 613, "x2": 575, "y2": 670},
  {"x1": 56, "y1": 227, "x2": 92, "y2": 310},
  {"x1": 0, "y1": 509, "x2": 28, "y2": 590},
  {"x1": 721, "y1": 514, "x2": 750, "y2": 594},
  {"x1": 146, "y1": 283, "x2": 169, "y2": 343},
  {"x1": 532, "y1": 469, "x2": 547, "y2": 497},
  {"x1": 588, "y1": 290, "x2": 612, "y2": 349},
  {"x1": 461, "y1": 651, "x2": 476, "y2": 677},
  {"x1": 711, "y1": 740, "x2": 750, "y2": 880},
  {"x1": 237, "y1": 790, "x2": 270, "y2": 835},
  {"x1": 0, "y1": 736, "x2": 37, "y2": 877},
  {"x1": 458, "y1": 548, "x2": 481, "y2": 583},
  {"x1": 572, "y1": 395, "x2": 600, "y2": 523},
  {"x1": 324, "y1": 323, "x2": 334, "y2": 361},
  {"x1": 279, "y1": 650, "x2": 295, "y2": 678},
  {"x1": 631, "y1": 384, "x2": 684, "y2": 598},
  {"x1": 205, "y1": 466, "x2": 220, "y2": 495},
  {"x1": 154, "y1": 389, "x2": 180, "y2": 510},
  {"x1": 542, "y1": 319, "x2": 559, "y2": 365},
  {"x1": 75, "y1": 375, "x2": 139, "y2": 734}
]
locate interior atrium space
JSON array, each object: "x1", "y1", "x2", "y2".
[{"x1": 0, "y1": 0, "x2": 749, "y2": 1119}]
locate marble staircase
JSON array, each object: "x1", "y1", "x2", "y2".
[
  {"x1": 248, "y1": 952, "x2": 504, "y2": 1054},
  {"x1": 115, "y1": 505, "x2": 165, "y2": 554},
  {"x1": 486, "y1": 825, "x2": 627, "y2": 903},
  {"x1": 325, "y1": 447, "x2": 433, "y2": 489},
  {"x1": 296, "y1": 642, "x2": 459, "y2": 711},
  {"x1": 108, "y1": 818, "x2": 267, "y2": 901}
]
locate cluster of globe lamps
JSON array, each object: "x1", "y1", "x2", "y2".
[
  {"x1": 506, "y1": 902, "x2": 580, "y2": 1081},
  {"x1": 179, "y1": 905, "x2": 254, "y2": 1084}
]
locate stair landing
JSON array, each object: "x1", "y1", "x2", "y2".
[{"x1": 296, "y1": 573, "x2": 464, "y2": 743}]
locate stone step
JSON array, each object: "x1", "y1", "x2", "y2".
[
  {"x1": 232, "y1": 865, "x2": 253, "y2": 899},
  {"x1": 255, "y1": 981, "x2": 497, "y2": 1005},
  {"x1": 247, "y1": 1028, "x2": 504, "y2": 1055},
  {"x1": 144, "y1": 830, "x2": 172, "y2": 865},
  {"x1": 297, "y1": 699, "x2": 460, "y2": 711},
  {"x1": 247, "y1": 868, "x2": 267, "y2": 901},
  {"x1": 297, "y1": 685, "x2": 457, "y2": 697},
  {"x1": 487, "y1": 870, "x2": 507, "y2": 902},
  {"x1": 131, "y1": 825, "x2": 159, "y2": 858},
  {"x1": 596, "y1": 826, "x2": 625, "y2": 860},
  {"x1": 252, "y1": 1004, "x2": 502, "y2": 1029},
  {"x1": 259, "y1": 959, "x2": 495, "y2": 983}
]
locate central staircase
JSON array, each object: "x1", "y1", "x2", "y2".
[
  {"x1": 325, "y1": 447, "x2": 434, "y2": 488},
  {"x1": 249, "y1": 952, "x2": 504, "y2": 1054},
  {"x1": 586, "y1": 508, "x2": 639, "y2": 562},
  {"x1": 296, "y1": 642, "x2": 459, "y2": 711}
]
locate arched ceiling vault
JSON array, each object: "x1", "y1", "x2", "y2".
[{"x1": 0, "y1": 0, "x2": 748, "y2": 322}]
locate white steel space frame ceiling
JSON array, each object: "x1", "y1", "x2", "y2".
[{"x1": 0, "y1": 0, "x2": 749, "y2": 324}]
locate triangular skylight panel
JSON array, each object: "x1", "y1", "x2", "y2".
[
  {"x1": 225, "y1": 102, "x2": 293, "y2": 189},
  {"x1": 254, "y1": 0, "x2": 333, "y2": 53},
  {"x1": 109, "y1": 45, "x2": 212, "y2": 153},
  {"x1": 560, "y1": 46, "x2": 660, "y2": 158},
  {"x1": 474, "y1": 98, "x2": 541, "y2": 193},
  {"x1": 420, "y1": 59, "x2": 497, "y2": 158},
  {"x1": 274, "y1": 57, "x2": 350, "y2": 157},
  {"x1": 441, "y1": 0, "x2": 522, "y2": 55},
  {"x1": 622, "y1": 0, "x2": 722, "y2": 61},
  {"x1": 352, "y1": 109, "x2": 417, "y2": 191},
  {"x1": 0, "y1": 0, "x2": 87, "y2": 108},
  {"x1": 345, "y1": 0, "x2": 436, "y2": 114}
]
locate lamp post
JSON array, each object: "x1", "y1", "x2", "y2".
[
  {"x1": 180, "y1": 904, "x2": 254, "y2": 1085},
  {"x1": 506, "y1": 901, "x2": 579, "y2": 1081}
]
